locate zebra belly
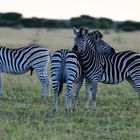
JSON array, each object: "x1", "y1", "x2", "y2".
[
  {"x1": 1, "y1": 66, "x2": 30, "y2": 74},
  {"x1": 100, "y1": 72, "x2": 126, "y2": 84}
]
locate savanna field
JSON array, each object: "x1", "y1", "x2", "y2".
[{"x1": 0, "y1": 27, "x2": 140, "y2": 140}]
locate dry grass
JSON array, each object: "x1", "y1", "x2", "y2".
[
  {"x1": 0, "y1": 28, "x2": 140, "y2": 52},
  {"x1": 0, "y1": 28, "x2": 73, "y2": 51}
]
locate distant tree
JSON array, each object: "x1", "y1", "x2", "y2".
[
  {"x1": 1, "y1": 12, "x2": 22, "y2": 21},
  {"x1": 57, "y1": 20, "x2": 71, "y2": 28},
  {"x1": 0, "y1": 12, "x2": 140, "y2": 31},
  {"x1": 117, "y1": 21, "x2": 140, "y2": 31},
  {"x1": 20, "y1": 18, "x2": 42, "y2": 27},
  {"x1": 0, "y1": 12, "x2": 22, "y2": 27},
  {"x1": 70, "y1": 15, "x2": 98, "y2": 28},
  {"x1": 41, "y1": 19, "x2": 60, "y2": 28},
  {"x1": 97, "y1": 18, "x2": 113, "y2": 29},
  {"x1": 0, "y1": 13, "x2": 3, "y2": 18}
]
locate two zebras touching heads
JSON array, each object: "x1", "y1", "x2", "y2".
[
  {"x1": 0, "y1": 27, "x2": 140, "y2": 112},
  {"x1": 52, "y1": 27, "x2": 140, "y2": 112},
  {"x1": 51, "y1": 27, "x2": 116, "y2": 112}
]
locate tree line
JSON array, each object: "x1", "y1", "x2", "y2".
[{"x1": 0, "y1": 12, "x2": 140, "y2": 31}]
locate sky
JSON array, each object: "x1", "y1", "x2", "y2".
[{"x1": 0, "y1": 0, "x2": 140, "y2": 21}]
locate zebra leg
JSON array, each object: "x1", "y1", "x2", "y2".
[
  {"x1": 91, "y1": 81, "x2": 98, "y2": 110},
  {"x1": 73, "y1": 77, "x2": 84, "y2": 111},
  {"x1": 46, "y1": 74, "x2": 50, "y2": 96},
  {"x1": 0, "y1": 72, "x2": 3, "y2": 96},
  {"x1": 35, "y1": 66, "x2": 50, "y2": 96},
  {"x1": 65, "y1": 82, "x2": 73, "y2": 112},
  {"x1": 52, "y1": 81, "x2": 59, "y2": 112},
  {"x1": 127, "y1": 76, "x2": 140, "y2": 99},
  {"x1": 84, "y1": 78, "x2": 92, "y2": 110}
]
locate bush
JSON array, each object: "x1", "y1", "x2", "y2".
[
  {"x1": 70, "y1": 15, "x2": 98, "y2": 28},
  {"x1": 0, "y1": 12, "x2": 140, "y2": 31},
  {"x1": 20, "y1": 18, "x2": 42, "y2": 28},
  {"x1": 1, "y1": 12, "x2": 22, "y2": 21},
  {"x1": 117, "y1": 21, "x2": 140, "y2": 31},
  {"x1": 97, "y1": 18, "x2": 113, "y2": 29}
]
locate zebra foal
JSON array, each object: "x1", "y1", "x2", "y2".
[
  {"x1": 73, "y1": 27, "x2": 140, "y2": 109},
  {"x1": 51, "y1": 49, "x2": 83, "y2": 112},
  {"x1": 0, "y1": 44, "x2": 50, "y2": 96}
]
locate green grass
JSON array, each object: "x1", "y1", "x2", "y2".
[
  {"x1": 0, "y1": 76, "x2": 140, "y2": 140},
  {"x1": 0, "y1": 28, "x2": 140, "y2": 140}
]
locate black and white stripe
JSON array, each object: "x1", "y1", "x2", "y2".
[
  {"x1": 0, "y1": 44, "x2": 50, "y2": 96},
  {"x1": 73, "y1": 27, "x2": 140, "y2": 109},
  {"x1": 51, "y1": 49, "x2": 82, "y2": 112}
]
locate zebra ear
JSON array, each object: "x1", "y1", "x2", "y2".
[
  {"x1": 97, "y1": 30, "x2": 103, "y2": 38},
  {"x1": 73, "y1": 27, "x2": 80, "y2": 36},
  {"x1": 84, "y1": 28, "x2": 89, "y2": 35},
  {"x1": 94, "y1": 30, "x2": 103, "y2": 41},
  {"x1": 79, "y1": 27, "x2": 84, "y2": 35}
]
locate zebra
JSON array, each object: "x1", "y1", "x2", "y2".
[
  {"x1": 51, "y1": 49, "x2": 84, "y2": 112},
  {"x1": 73, "y1": 27, "x2": 116, "y2": 109},
  {"x1": 0, "y1": 44, "x2": 50, "y2": 96},
  {"x1": 72, "y1": 27, "x2": 140, "y2": 109}
]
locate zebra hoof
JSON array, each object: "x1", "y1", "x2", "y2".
[
  {"x1": 65, "y1": 108, "x2": 71, "y2": 113},
  {"x1": 84, "y1": 104, "x2": 89, "y2": 110},
  {"x1": 84, "y1": 107, "x2": 89, "y2": 110},
  {"x1": 73, "y1": 107, "x2": 78, "y2": 112},
  {"x1": 46, "y1": 92, "x2": 50, "y2": 97},
  {"x1": 40, "y1": 93, "x2": 46, "y2": 97},
  {"x1": 52, "y1": 108, "x2": 57, "y2": 113},
  {"x1": 92, "y1": 102, "x2": 96, "y2": 110}
]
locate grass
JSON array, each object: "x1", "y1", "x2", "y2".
[{"x1": 0, "y1": 28, "x2": 140, "y2": 140}]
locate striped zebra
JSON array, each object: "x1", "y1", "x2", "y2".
[
  {"x1": 0, "y1": 44, "x2": 50, "y2": 96},
  {"x1": 72, "y1": 27, "x2": 140, "y2": 109},
  {"x1": 73, "y1": 27, "x2": 116, "y2": 109},
  {"x1": 51, "y1": 49, "x2": 83, "y2": 112}
]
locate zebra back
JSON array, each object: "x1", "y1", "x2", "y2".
[
  {"x1": 0, "y1": 44, "x2": 50, "y2": 74},
  {"x1": 51, "y1": 49, "x2": 82, "y2": 96}
]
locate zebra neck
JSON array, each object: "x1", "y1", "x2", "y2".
[
  {"x1": 79, "y1": 49, "x2": 97, "y2": 66},
  {"x1": 87, "y1": 40, "x2": 96, "y2": 49}
]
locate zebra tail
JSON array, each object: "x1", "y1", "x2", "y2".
[
  {"x1": 49, "y1": 51, "x2": 52, "y2": 61},
  {"x1": 30, "y1": 67, "x2": 34, "y2": 76}
]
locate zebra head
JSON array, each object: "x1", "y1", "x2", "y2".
[
  {"x1": 73, "y1": 27, "x2": 115, "y2": 55},
  {"x1": 90, "y1": 30, "x2": 103, "y2": 42},
  {"x1": 72, "y1": 27, "x2": 88, "y2": 54},
  {"x1": 88, "y1": 30, "x2": 116, "y2": 54}
]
